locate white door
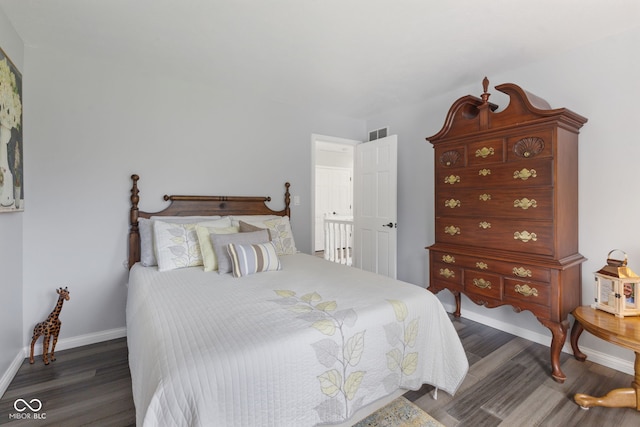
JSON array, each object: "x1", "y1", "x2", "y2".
[{"x1": 353, "y1": 135, "x2": 398, "y2": 278}]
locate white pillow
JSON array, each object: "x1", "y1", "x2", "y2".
[
  {"x1": 138, "y1": 218, "x2": 156, "y2": 266},
  {"x1": 263, "y1": 216, "x2": 297, "y2": 255},
  {"x1": 229, "y1": 215, "x2": 280, "y2": 227},
  {"x1": 139, "y1": 215, "x2": 223, "y2": 266},
  {"x1": 153, "y1": 217, "x2": 232, "y2": 272},
  {"x1": 239, "y1": 216, "x2": 297, "y2": 255}
]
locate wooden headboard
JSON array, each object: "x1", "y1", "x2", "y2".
[{"x1": 128, "y1": 174, "x2": 291, "y2": 268}]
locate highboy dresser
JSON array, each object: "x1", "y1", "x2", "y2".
[{"x1": 426, "y1": 78, "x2": 587, "y2": 382}]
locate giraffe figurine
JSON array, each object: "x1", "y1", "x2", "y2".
[{"x1": 29, "y1": 287, "x2": 70, "y2": 365}]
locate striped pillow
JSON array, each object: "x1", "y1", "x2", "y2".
[{"x1": 227, "y1": 241, "x2": 282, "y2": 277}]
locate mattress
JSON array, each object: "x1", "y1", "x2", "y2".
[{"x1": 126, "y1": 253, "x2": 468, "y2": 426}]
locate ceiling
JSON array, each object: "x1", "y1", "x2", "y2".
[{"x1": 1, "y1": 0, "x2": 639, "y2": 118}]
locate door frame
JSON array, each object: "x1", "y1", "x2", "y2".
[{"x1": 310, "y1": 134, "x2": 360, "y2": 255}]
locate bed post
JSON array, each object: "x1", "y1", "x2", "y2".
[
  {"x1": 129, "y1": 174, "x2": 140, "y2": 268},
  {"x1": 284, "y1": 182, "x2": 291, "y2": 218}
]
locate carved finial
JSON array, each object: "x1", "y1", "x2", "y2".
[
  {"x1": 284, "y1": 182, "x2": 291, "y2": 217},
  {"x1": 130, "y1": 175, "x2": 140, "y2": 230},
  {"x1": 130, "y1": 175, "x2": 140, "y2": 209},
  {"x1": 481, "y1": 77, "x2": 490, "y2": 103}
]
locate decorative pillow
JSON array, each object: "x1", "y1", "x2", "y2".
[
  {"x1": 154, "y1": 221, "x2": 203, "y2": 271},
  {"x1": 228, "y1": 241, "x2": 281, "y2": 278},
  {"x1": 211, "y1": 230, "x2": 270, "y2": 274},
  {"x1": 267, "y1": 216, "x2": 296, "y2": 254},
  {"x1": 139, "y1": 218, "x2": 156, "y2": 266},
  {"x1": 196, "y1": 225, "x2": 239, "y2": 272},
  {"x1": 139, "y1": 215, "x2": 223, "y2": 267},
  {"x1": 239, "y1": 220, "x2": 271, "y2": 237},
  {"x1": 230, "y1": 215, "x2": 280, "y2": 227}
]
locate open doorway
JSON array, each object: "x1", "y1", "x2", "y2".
[{"x1": 311, "y1": 134, "x2": 359, "y2": 262}]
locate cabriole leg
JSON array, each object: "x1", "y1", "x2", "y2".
[{"x1": 538, "y1": 318, "x2": 568, "y2": 383}]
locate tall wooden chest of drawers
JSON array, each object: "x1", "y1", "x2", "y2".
[{"x1": 426, "y1": 79, "x2": 587, "y2": 382}]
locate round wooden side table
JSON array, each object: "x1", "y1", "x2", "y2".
[{"x1": 570, "y1": 306, "x2": 640, "y2": 410}]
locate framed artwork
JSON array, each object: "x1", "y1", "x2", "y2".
[{"x1": 0, "y1": 46, "x2": 23, "y2": 212}]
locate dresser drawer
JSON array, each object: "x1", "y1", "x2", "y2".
[
  {"x1": 506, "y1": 129, "x2": 554, "y2": 162},
  {"x1": 435, "y1": 146, "x2": 466, "y2": 169},
  {"x1": 464, "y1": 271, "x2": 503, "y2": 300},
  {"x1": 504, "y1": 278, "x2": 550, "y2": 306},
  {"x1": 430, "y1": 250, "x2": 552, "y2": 282},
  {"x1": 504, "y1": 278, "x2": 551, "y2": 318},
  {"x1": 431, "y1": 261, "x2": 463, "y2": 286},
  {"x1": 435, "y1": 217, "x2": 554, "y2": 256},
  {"x1": 467, "y1": 139, "x2": 505, "y2": 166},
  {"x1": 436, "y1": 158, "x2": 553, "y2": 189},
  {"x1": 435, "y1": 187, "x2": 553, "y2": 220}
]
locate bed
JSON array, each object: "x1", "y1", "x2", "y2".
[{"x1": 126, "y1": 174, "x2": 468, "y2": 427}]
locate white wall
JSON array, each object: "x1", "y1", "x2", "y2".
[
  {"x1": 20, "y1": 44, "x2": 365, "y2": 348},
  {"x1": 366, "y1": 26, "x2": 640, "y2": 368},
  {"x1": 0, "y1": 7, "x2": 24, "y2": 395}
]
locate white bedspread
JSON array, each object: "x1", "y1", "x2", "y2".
[{"x1": 127, "y1": 253, "x2": 468, "y2": 426}]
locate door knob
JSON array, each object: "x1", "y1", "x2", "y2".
[{"x1": 383, "y1": 222, "x2": 396, "y2": 228}]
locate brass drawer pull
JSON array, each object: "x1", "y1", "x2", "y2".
[
  {"x1": 513, "y1": 267, "x2": 532, "y2": 278},
  {"x1": 478, "y1": 168, "x2": 491, "y2": 176},
  {"x1": 442, "y1": 255, "x2": 455, "y2": 264},
  {"x1": 473, "y1": 278, "x2": 491, "y2": 289},
  {"x1": 479, "y1": 221, "x2": 491, "y2": 229},
  {"x1": 513, "y1": 168, "x2": 537, "y2": 180},
  {"x1": 515, "y1": 284, "x2": 539, "y2": 297},
  {"x1": 513, "y1": 198, "x2": 537, "y2": 210},
  {"x1": 445, "y1": 199, "x2": 461, "y2": 209},
  {"x1": 479, "y1": 193, "x2": 491, "y2": 201},
  {"x1": 475, "y1": 147, "x2": 495, "y2": 158},
  {"x1": 444, "y1": 226, "x2": 461, "y2": 236},
  {"x1": 444, "y1": 175, "x2": 460, "y2": 185},
  {"x1": 476, "y1": 261, "x2": 488, "y2": 270},
  {"x1": 439, "y1": 268, "x2": 455, "y2": 279},
  {"x1": 514, "y1": 231, "x2": 537, "y2": 242}
]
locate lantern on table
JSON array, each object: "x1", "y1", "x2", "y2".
[{"x1": 592, "y1": 249, "x2": 640, "y2": 317}]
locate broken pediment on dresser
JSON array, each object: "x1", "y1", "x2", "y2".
[{"x1": 428, "y1": 77, "x2": 588, "y2": 142}]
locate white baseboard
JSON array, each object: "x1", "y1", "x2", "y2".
[
  {"x1": 0, "y1": 350, "x2": 27, "y2": 399},
  {"x1": 27, "y1": 327, "x2": 127, "y2": 358},
  {"x1": 442, "y1": 303, "x2": 634, "y2": 376}
]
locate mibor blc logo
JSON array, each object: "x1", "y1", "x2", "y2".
[{"x1": 9, "y1": 398, "x2": 46, "y2": 420}]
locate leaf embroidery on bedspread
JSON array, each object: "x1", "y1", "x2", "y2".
[
  {"x1": 383, "y1": 300, "x2": 421, "y2": 392},
  {"x1": 273, "y1": 290, "x2": 367, "y2": 423}
]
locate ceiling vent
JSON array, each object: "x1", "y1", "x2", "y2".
[{"x1": 368, "y1": 127, "x2": 389, "y2": 141}]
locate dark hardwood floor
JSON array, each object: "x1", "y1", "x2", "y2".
[
  {"x1": 0, "y1": 339, "x2": 134, "y2": 426},
  {"x1": 1, "y1": 315, "x2": 639, "y2": 426},
  {"x1": 405, "y1": 315, "x2": 640, "y2": 427}
]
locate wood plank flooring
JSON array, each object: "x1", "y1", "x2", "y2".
[
  {"x1": 1, "y1": 315, "x2": 639, "y2": 426},
  {"x1": 0, "y1": 339, "x2": 134, "y2": 426},
  {"x1": 405, "y1": 315, "x2": 640, "y2": 427}
]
